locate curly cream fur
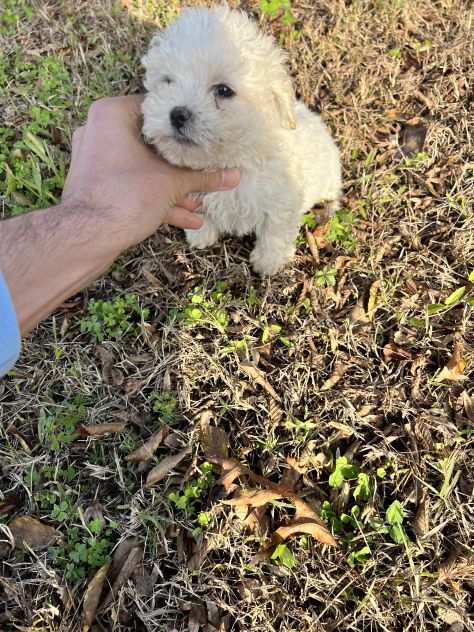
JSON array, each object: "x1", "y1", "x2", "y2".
[{"x1": 142, "y1": 5, "x2": 342, "y2": 276}]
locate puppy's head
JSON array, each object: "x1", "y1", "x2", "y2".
[{"x1": 142, "y1": 6, "x2": 296, "y2": 169}]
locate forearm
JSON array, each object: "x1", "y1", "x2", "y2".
[{"x1": 0, "y1": 204, "x2": 121, "y2": 335}]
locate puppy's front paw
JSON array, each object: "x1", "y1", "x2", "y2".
[
  {"x1": 185, "y1": 223, "x2": 219, "y2": 250},
  {"x1": 250, "y1": 246, "x2": 290, "y2": 277}
]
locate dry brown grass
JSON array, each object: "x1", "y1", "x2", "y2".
[{"x1": 1, "y1": 1, "x2": 474, "y2": 631}]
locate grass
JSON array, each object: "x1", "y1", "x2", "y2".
[{"x1": 1, "y1": 0, "x2": 474, "y2": 631}]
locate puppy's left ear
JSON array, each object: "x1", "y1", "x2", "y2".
[{"x1": 272, "y1": 76, "x2": 297, "y2": 130}]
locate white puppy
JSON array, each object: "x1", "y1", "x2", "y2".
[{"x1": 142, "y1": 6, "x2": 341, "y2": 276}]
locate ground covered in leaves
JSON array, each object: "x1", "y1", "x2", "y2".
[{"x1": 1, "y1": 1, "x2": 474, "y2": 631}]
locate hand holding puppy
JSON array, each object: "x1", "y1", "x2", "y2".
[{"x1": 63, "y1": 95, "x2": 241, "y2": 252}]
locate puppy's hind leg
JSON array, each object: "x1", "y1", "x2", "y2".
[
  {"x1": 250, "y1": 214, "x2": 300, "y2": 277},
  {"x1": 185, "y1": 216, "x2": 220, "y2": 250}
]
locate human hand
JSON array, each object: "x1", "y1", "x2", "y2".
[{"x1": 62, "y1": 95, "x2": 240, "y2": 252}]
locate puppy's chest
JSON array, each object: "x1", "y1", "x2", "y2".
[{"x1": 202, "y1": 178, "x2": 264, "y2": 236}]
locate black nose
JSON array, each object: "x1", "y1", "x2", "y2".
[{"x1": 170, "y1": 106, "x2": 192, "y2": 130}]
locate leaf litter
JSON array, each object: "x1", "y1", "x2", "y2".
[
  {"x1": 145, "y1": 445, "x2": 192, "y2": 487},
  {"x1": 125, "y1": 425, "x2": 170, "y2": 462},
  {"x1": 8, "y1": 515, "x2": 59, "y2": 550}
]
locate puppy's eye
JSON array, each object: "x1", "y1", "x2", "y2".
[
  {"x1": 214, "y1": 84, "x2": 235, "y2": 99},
  {"x1": 162, "y1": 76, "x2": 173, "y2": 85}
]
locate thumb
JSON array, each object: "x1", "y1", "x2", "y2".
[{"x1": 184, "y1": 167, "x2": 241, "y2": 194}]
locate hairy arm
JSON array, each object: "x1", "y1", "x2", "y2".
[{"x1": 0, "y1": 203, "x2": 119, "y2": 334}]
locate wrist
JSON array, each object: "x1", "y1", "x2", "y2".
[{"x1": 57, "y1": 200, "x2": 124, "y2": 261}]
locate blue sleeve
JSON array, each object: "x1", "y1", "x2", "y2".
[{"x1": 0, "y1": 272, "x2": 21, "y2": 377}]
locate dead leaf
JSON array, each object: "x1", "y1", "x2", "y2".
[
  {"x1": 6, "y1": 425, "x2": 31, "y2": 452},
  {"x1": 188, "y1": 603, "x2": 207, "y2": 632},
  {"x1": 96, "y1": 346, "x2": 123, "y2": 386},
  {"x1": 0, "y1": 494, "x2": 21, "y2": 515},
  {"x1": 206, "y1": 600, "x2": 221, "y2": 629},
  {"x1": 240, "y1": 363, "x2": 282, "y2": 402},
  {"x1": 145, "y1": 446, "x2": 192, "y2": 487},
  {"x1": 437, "y1": 607, "x2": 464, "y2": 626},
  {"x1": 242, "y1": 506, "x2": 269, "y2": 536},
  {"x1": 82, "y1": 562, "x2": 110, "y2": 631},
  {"x1": 9, "y1": 515, "x2": 59, "y2": 549},
  {"x1": 435, "y1": 339, "x2": 466, "y2": 383},
  {"x1": 142, "y1": 268, "x2": 161, "y2": 288},
  {"x1": 218, "y1": 460, "x2": 248, "y2": 492},
  {"x1": 125, "y1": 426, "x2": 170, "y2": 463},
  {"x1": 109, "y1": 537, "x2": 141, "y2": 584},
  {"x1": 291, "y1": 496, "x2": 325, "y2": 524},
  {"x1": 350, "y1": 301, "x2": 370, "y2": 324},
  {"x1": 462, "y1": 391, "x2": 474, "y2": 421},
  {"x1": 134, "y1": 569, "x2": 158, "y2": 598},
  {"x1": 122, "y1": 379, "x2": 146, "y2": 396},
  {"x1": 383, "y1": 342, "x2": 414, "y2": 362},
  {"x1": 413, "y1": 493, "x2": 430, "y2": 537},
  {"x1": 199, "y1": 411, "x2": 229, "y2": 460},
  {"x1": 250, "y1": 546, "x2": 273, "y2": 565},
  {"x1": 274, "y1": 517, "x2": 336, "y2": 546},
  {"x1": 222, "y1": 489, "x2": 284, "y2": 508},
  {"x1": 280, "y1": 458, "x2": 302, "y2": 491},
  {"x1": 188, "y1": 534, "x2": 220, "y2": 571},
  {"x1": 305, "y1": 226, "x2": 319, "y2": 263},
  {"x1": 269, "y1": 399, "x2": 284, "y2": 424},
  {"x1": 398, "y1": 122, "x2": 427, "y2": 157},
  {"x1": 79, "y1": 422, "x2": 127, "y2": 437},
  {"x1": 209, "y1": 456, "x2": 334, "y2": 545},
  {"x1": 99, "y1": 546, "x2": 143, "y2": 612},
  {"x1": 320, "y1": 363, "x2": 346, "y2": 391},
  {"x1": 313, "y1": 222, "x2": 329, "y2": 249}
]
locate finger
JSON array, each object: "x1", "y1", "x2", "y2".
[
  {"x1": 184, "y1": 168, "x2": 240, "y2": 194},
  {"x1": 165, "y1": 207, "x2": 204, "y2": 230},
  {"x1": 178, "y1": 195, "x2": 202, "y2": 212}
]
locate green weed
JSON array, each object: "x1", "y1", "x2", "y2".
[
  {"x1": 260, "y1": 319, "x2": 292, "y2": 347},
  {"x1": 425, "y1": 272, "x2": 474, "y2": 316},
  {"x1": 168, "y1": 462, "x2": 214, "y2": 516},
  {"x1": 314, "y1": 266, "x2": 337, "y2": 288},
  {"x1": 326, "y1": 210, "x2": 357, "y2": 252},
  {"x1": 80, "y1": 294, "x2": 149, "y2": 342},
  {"x1": 38, "y1": 397, "x2": 88, "y2": 451},
  {"x1": 283, "y1": 413, "x2": 318, "y2": 440},
  {"x1": 259, "y1": 0, "x2": 299, "y2": 40},
  {"x1": 385, "y1": 500, "x2": 409, "y2": 545},
  {"x1": 271, "y1": 543, "x2": 296, "y2": 569},
  {"x1": 174, "y1": 282, "x2": 231, "y2": 333},
  {"x1": 328, "y1": 456, "x2": 358, "y2": 488},
  {"x1": 49, "y1": 518, "x2": 117, "y2": 582},
  {"x1": 151, "y1": 392, "x2": 177, "y2": 424}
]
